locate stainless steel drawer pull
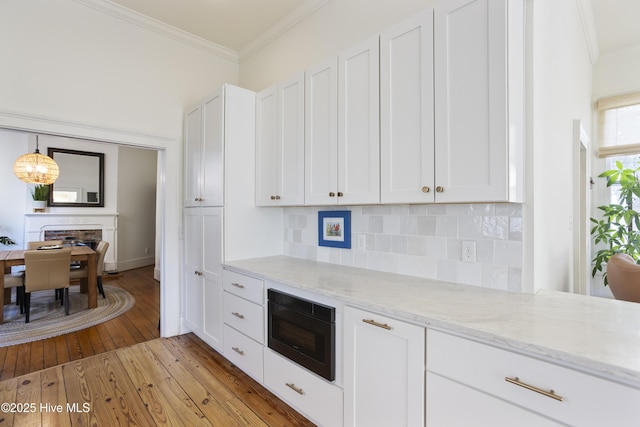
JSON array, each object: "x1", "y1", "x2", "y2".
[
  {"x1": 505, "y1": 377, "x2": 563, "y2": 402},
  {"x1": 286, "y1": 382, "x2": 305, "y2": 395},
  {"x1": 231, "y1": 282, "x2": 245, "y2": 289},
  {"x1": 232, "y1": 347, "x2": 245, "y2": 356},
  {"x1": 232, "y1": 312, "x2": 245, "y2": 319},
  {"x1": 362, "y1": 319, "x2": 392, "y2": 330}
]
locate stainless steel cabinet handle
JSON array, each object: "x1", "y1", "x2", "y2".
[
  {"x1": 435, "y1": 186, "x2": 444, "y2": 193},
  {"x1": 421, "y1": 186, "x2": 430, "y2": 193},
  {"x1": 232, "y1": 347, "x2": 245, "y2": 356},
  {"x1": 231, "y1": 282, "x2": 245, "y2": 289},
  {"x1": 232, "y1": 312, "x2": 245, "y2": 319},
  {"x1": 286, "y1": 382, "x2": 305, "y2": 395},
  {"x1": 505, "y1": 377, "x2": 563, "y2": 402},
  {"x1": 362, "y1": 318, "x2": 392, "y2": 330}
]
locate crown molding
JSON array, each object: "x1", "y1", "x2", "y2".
[
  {"x1": 576, "y1": 0, "x2": 600, "y2": 64},
  {"x1": 238, "y1": 0, "x2": 331, "y2": 62},
  {"x1": 73, "y1": 0, "x2": 239, "y2": 63}
]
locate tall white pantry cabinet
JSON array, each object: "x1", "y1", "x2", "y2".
[{"x1": 183, "y1": 84, "x2": 280, "y2": 351}]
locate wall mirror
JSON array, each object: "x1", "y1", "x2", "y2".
[{"x1": 48, "y1": 147, "x2": 105, "y2": 207}]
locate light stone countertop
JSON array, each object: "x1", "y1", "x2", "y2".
[{"x1": 224, "y1": 255, "x2": 640, "y2": 387}]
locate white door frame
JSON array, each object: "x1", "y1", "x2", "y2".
[{"x1": 572, "y1": 119, "x2": 591, "y2": 295}]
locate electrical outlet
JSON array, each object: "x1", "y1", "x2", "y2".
[
  {"x1": 462, "y1": 241, "x2": 476, "y2": 263},
  {"x1": 357, "y1": 234, "x2": 366, "y2": 250}
]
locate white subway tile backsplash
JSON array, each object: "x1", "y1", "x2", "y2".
[{"x1": 284, "y1": 203, "x2": 523, "y2": 292}]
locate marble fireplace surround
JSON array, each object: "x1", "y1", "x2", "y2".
[{"x1": 24, "y1": 213, "x2": 118, "y2": 271}]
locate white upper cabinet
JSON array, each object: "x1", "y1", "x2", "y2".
[
  {"x1": 338, "y1": 36, "x2": 381, "y2": 205},
  {"x1": 255, "y1": 72, "x2": 305, "y2": 206},
  {"x1": 434, "y1": 0, "x2": 524, "y2": 203},
  {"x1": 305, "y1": 37, "x2": 380, "y2": 206},
  {"x1": 305, "y1": 57, "x2": 339, "y2": 205},
  {"x1": 184, "y1": 88, "x2": 224, "y2": 207},
  {"x1": 380, "y1": 10, "x2": 435, "y2": 204}
]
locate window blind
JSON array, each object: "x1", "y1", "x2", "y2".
[{"x1": 597, "y1": 92, "x2": 640, "y2": 157}]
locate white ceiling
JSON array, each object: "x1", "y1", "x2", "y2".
[
  {"x1": 109, "y1": 0, "x2": 307, "y2": 51},
  {"x1": 108, "y1": 0, "x2": 640, "y2": 56}
]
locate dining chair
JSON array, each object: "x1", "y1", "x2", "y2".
[
  {"x1": 27, "y1": 240, "x2": 64, "y2": 249},
  {"x1": 3, "y1": 272, "x2": 23, "y2": 308},
  {"x1": 23, "y1": 248, "x2": 72, "y2": 323},
  {"x1": 69, "y1": 240, "x2": 109, "y2": 299}
]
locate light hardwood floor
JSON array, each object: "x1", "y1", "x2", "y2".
[{"x1": 0, "y1": 267, "x2": 315, "y2": 426}]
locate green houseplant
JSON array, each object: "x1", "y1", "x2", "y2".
[
  {"x1": 30, "y1": 184, "x2": 50, "y2": 201},
  {"x1": 30, "y1": 184, "x2": 49, "y2": 212},
  {"x1": 590, "y1": 159, "x2": 640, "y2": 286}
]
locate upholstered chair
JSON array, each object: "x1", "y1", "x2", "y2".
[
  {"x1": 605, "y1": 253, "x2": 640, "y2": 303},
  {"x1": 69, "y1": 240, "x2": 109, "y2": 298},
  {"x1": 23, "y1": 248, "x2": 72, "y2": 323},
  {"x1": 3, "y1": 272, "x2": 23, "y2": 309}
]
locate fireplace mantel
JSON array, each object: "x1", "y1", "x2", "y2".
[{"x1": 24, "y1": 213, "x2": 118, "y2": 271}]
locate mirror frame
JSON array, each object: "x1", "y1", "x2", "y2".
[{"x1": 47, "y1": 147, "x2": 105, "y2": 207}]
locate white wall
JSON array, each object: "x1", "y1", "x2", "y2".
[
  {"x1": 593, "y1": 45, "x2": 640, "y2": 99},
  {"x1": 0, "y1": 0, "x2": 238, "y2": 139},
  {"x1": 0, "y1": 131, "x2": 28, "y2": 250},
  {"x1": 523, "y1": 0, "x2": 594, "y2": 293},
  {"x1": 117, "y1": 146, "x2": 157, "y2": 271}
]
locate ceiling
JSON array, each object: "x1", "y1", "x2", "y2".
[
  {"x1": 109, "y1": 0, "x2": 307, "y2": 51},
  {"x1": 109, "y1": 0, "x2": 640, "y2": 56}
]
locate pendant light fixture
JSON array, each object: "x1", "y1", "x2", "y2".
[{"x1": 13, "y1": 135, "x2": 60, "y2": 184}]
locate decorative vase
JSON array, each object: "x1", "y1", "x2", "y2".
[{"x1": 32, "y1": 200, "x2": 46, "y2": 213}]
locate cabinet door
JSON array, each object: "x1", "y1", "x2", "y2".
[
  {"x1": 338, "y1": 37, "x2": 380, "y2": 205},
  {"x1": 183, "y1": 207, "x2": 203, "y2": 333},
  {"x1": 184, "y1": 104, "x2": 202, "y2": 207},
  {"x1": 305, "y1": 58, "x2": 338, "y2": 205},
  {"x1": 201, "y1": 89, "x2": 224, "y2": 207},
  {"x1": 278, "y1": 72, "x2": 305, "y2": 205},
  {"x1": 201, "y1": 207, "x2": 223, "y2": 351},
  {"x1": 380, "y1": 10, "x2": 435, "y2": 204},
  {"x1": 434, "y1": 0, "x2": 508, "y2": 202},
  {"x1": 255, "y1": 86, "x2": 279, "y2": 206},
  {"x1": 344, "y1": 306, "x2": 425, "y2": 427}
]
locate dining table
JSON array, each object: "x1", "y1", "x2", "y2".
[{"x1": 0, "y1": 245, "x2": 97, "y2": 323}]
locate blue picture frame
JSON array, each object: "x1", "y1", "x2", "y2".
[{"x1": 318, "y1": 210, "x2": 351, "y2": 249}]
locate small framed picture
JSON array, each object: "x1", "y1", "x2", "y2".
[{"x1": 318, "y1": 210, "x2": 351, "y2": 249}]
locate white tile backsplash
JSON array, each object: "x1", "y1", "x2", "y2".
[{"x1": 283, "y1": 203, "x2": 524, "y2": 292}]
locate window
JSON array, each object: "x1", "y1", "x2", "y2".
[{"x1": 597, "y1": 92, "x2": 640, "y2": 158}]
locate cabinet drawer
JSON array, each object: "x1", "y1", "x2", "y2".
[
  {"x1": 223, "y1": 269, "x2": 264, "y2": 304},
  {"x1": 264, "y1": 348, "x2": 343, "y2": 427},
  {"x1": 223, "y1": 292, "x2": 264, "y2": 343},
  {"x1": 427, "y1": 329, "x2": 640, "y2": 427},
  {"x1": 223, "y1": 325, "x2": 263, "y2": 382}
]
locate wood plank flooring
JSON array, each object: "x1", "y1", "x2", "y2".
[
  {"x1": 0, "y1": 266, "x2": 160, "y2": 381},
  {"x1": 0, "y1": 266, "x2": 315, "y2": 426}
]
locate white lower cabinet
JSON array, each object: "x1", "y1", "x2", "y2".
[
  {"x1": 221, "y1": 269, "x2": 265, "y2": 382},
  {"x1": 264, "y1": 348, "x2": 344, "y2": 427},
  {"x1": 344, "y1": 306, "x2": 425, "y2": 427},
  {"x1": 223, "y1": 325, "x2": 264, "y2": 382},
  {"x1": 426, "y1": 329, "x2": 640, "y2": 427}
]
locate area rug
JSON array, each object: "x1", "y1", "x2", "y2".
[{"x1": 0, "y1": 285, "x2": 135, "y2": 347}]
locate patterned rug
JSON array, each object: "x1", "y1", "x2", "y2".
[{"x1": 0, "y1": 285, "x2": 135, "y2": 347}]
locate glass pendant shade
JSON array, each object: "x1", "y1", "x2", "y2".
[{"x1": 13, "y1": 137, "x2": 60, "y2": 184}]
